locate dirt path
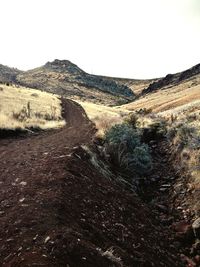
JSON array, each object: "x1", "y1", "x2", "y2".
[{"x1": 0, "y1": 99, "x2": 182, "y2": 267}]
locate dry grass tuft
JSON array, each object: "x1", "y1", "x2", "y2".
[
  {"x1": 97, "y1": 247, "x2": 123, "y2": 266},
  {"x1": 166, "y1": 110, "x2": 200, "y2": 212}
]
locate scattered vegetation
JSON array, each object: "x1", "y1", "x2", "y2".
[
  {"x1": 0, "y1": 84, "x2": 65, "y2": 131},
  {"x1": 122, "y1": 69, "x2": 200, "y2": 185},
  {"x1": 166, "y1": 112, "x2": 200, "y2": 184},
  {"x1": 77, "y1": 73, "x2": 134, "y2": 98}
]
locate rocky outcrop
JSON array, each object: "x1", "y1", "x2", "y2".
[
  {"x1": 142, "y1": 63, "x2": 200, "y2": 94},
  {"x1": 178, "y1": 63, "x2": 200, "y2": 81},
  {"x1": 45, "y1": 59, "x2": 85, "y2": 75}
]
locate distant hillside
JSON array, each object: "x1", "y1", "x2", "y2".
[
  {"x1": 142, "y1": 63, "x2": 200, "y2": 95},
  {"x1": 15, "y1": 60, "x2": 135, "y2": 105},
  {"x1": 0, "y1": 64, "x2": 22, "y2": 84},
  {"x1": 101, "y1": 76, "x2": 159, "y2": 95},
  {"x1": 1, "y1": 60, "x2": 199, "y2": 106},
  {"x1": 0, "y1": 60, "x2": 160, "y2": 105},
  {"x1": 123, "y1": 67, "x2": 200, "y2": 114}
]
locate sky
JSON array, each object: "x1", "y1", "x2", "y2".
[{"x1": 0, "y1": 0, "x2": 199, "y2": 78}]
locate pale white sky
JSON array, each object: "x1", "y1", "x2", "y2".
[{"x1": 0, "y1": 0, "x2": 199, "y2": 78}]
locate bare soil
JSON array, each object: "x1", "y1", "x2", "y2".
[
  {"x1": 139, "y1": 140, "x2": 200, "y2": 267},
  {"x1": 0, "y1": 99, "x2": 184, "y2": 266}
]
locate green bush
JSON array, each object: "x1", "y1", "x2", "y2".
[
  {"x1": 105, "y1": 124, "x2": 140, "y2": 148},
  {"x1": 104, "y1": 124, "x2": 152, "y2": 175},
  {"x1": 130, "y1": 145, "x2": 152, "y2": 174}
]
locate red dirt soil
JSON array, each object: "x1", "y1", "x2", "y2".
[{"x1": 0, "y1": 99, "x2": 181, "y2": 266}]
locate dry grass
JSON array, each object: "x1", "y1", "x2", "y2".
[
  {"x1": 78, "y1": 101, "x2": 129, "y2": 120},
  {"x1": 0, "y1": 84, "x2": 65, "y2": 130},
  {"x1": 165, "y1": 109, "x2": 200, "y2": 213},
  {"x1": 123, "y1": 76, "x2": 200, "y2": 113},
  {"x1": 77, "y1": 101, "x2": 130, "y2": 137}
]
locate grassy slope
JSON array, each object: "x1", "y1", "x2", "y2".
[
  {"x1": 80, "y1": 74, "x2": 200, "y2": 135},
  {"x1": 123, "y1": 74, "x2": 200, "y2": 113},
  {"x1": 0, "y1": 84, "x2": 65, "y2": 130}
]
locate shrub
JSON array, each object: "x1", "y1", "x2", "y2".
[
  {"x1": 12, "y1": 102, "x2": 31, "y2": 122},
  {"x1": 104, "y1": 124, "x2": 152, "y2": 175},
  {"x1": 105, "y1": 124, "x2": 140, "y2": 147},
  {"x1": 135, "y1": 108, "x2": 152, "y2": 115},
  {"x1": 31, "y1": 93, "x2": 39, "y2": 97},
  {"x1": 130, "y1": 145, "x2": 153, "y2": 174}
]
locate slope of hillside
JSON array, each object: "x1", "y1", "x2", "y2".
[
  {"x1": 15, "y1": 60, "x2": 135, "y2": 105},
  {"x1": 123, "y1": 73, "x2": 200, "y2": 113},
  {"x1": 98, "y1": 76, "x2": 159, "y2": 95},
  {"x1": 142, "y1": 63, "x2": 200, "y2": 95},
  {"x1": 0, "y1": 60, "x2": 161, "y2": 105},
  {"x1": 0, "y1": 64, "x2": 22, "y2": 84}
]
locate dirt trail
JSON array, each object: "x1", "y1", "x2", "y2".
[{"x1": 0, "y1": 99, "x2": 182, "y2": 266}]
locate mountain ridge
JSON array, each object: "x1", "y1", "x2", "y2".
[
  {"x1": 142, "y1": 63, "x2": 200, "y2": 95},
  {"x1": 0, "y1": 60, "x2": 199, "y2": 105},
  {"x1": 0, "y1": 60, "x2": 135, "y2": 105}
]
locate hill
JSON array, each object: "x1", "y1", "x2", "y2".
[
  {"x1": 0, "y1": 60, "x2": 159, "y2": 105},
  {"x1": 142, "y1": 63, "x2": 200, "y2": 95},
  {"x1": 123, "y1": 64, "x2": 200, "y2": 114},
  {"x1": 14, "y1": 60, "x2": 135, "y2": 105},
  {"x1": 97, "y1": 75, "x2": 159, "y2": 95}
]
